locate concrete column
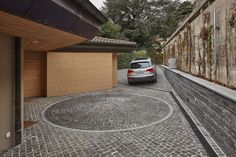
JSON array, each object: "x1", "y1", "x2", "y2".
[
  {"x1": 0, "y1": 35, "x2": 24, "y2": 153},
  {"x1": 0, "y1": 35, "x2": 15, "y2": 152}
]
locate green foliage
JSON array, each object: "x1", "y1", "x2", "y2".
[
  {"x1": 101, "y1": 0, "x2": 194, "y2": 47},
  {"x1": 173, "y1": 1, "x2": 193, "y2": 22},
  {"x1": 102, "y1": 0, "x2": 183, "y2": 46},
  {"x1": 98, "y1": 20, "x2": 123, "y2": 39},
  {"x1": 117, "y1": 49, "x2": 163, "y2": 69},
  {"x1": 117, "y1": 50, "x2": 148, "y2": 69},
  {"x1": 207, "y1": 25, "x2": 213, "y2": 80},
  {"x1": 146, "y1": 48, "x2": 163, "y2": 64},
  {"x1": 135, "y1": 50, "x2": 148, "y2": 58},
  {"x1": 117, "y1": 53, "x2": 135, "y2": 69},
  {"x1": 102, "y1": 0, "x2": 193, "y2": 69}
]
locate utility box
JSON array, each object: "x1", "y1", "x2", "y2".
[{"x1": 167, "y1": 58, "x2": 177, "y2": 69}]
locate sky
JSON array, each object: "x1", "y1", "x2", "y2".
[{"x1": 89, "y1": 0, "x2": 105, "y2": 10}]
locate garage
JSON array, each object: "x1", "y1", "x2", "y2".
[{"x1": 24, "y1": 36, "x2": 136, "y2": 98}]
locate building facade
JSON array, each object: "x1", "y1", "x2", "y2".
[{"x1": 0, "y1": 1, "x2": 136, "y2": 153}]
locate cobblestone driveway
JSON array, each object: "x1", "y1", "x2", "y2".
[
  {"x1": 2, "y1": 67, "x2": 208, "y2": 157},
  {"x1": 43, "y1": 93, "x2": 172, "y2": 132}
]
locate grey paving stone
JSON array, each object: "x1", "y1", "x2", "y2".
[
  {"x1": 43, "y1": 93, "x2": 171, "y2": 131},
  {"x1": 2, "y1": 67, "x2": 208, "y2": 157}
]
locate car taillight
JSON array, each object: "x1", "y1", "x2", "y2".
[
  {"x1": 128, "y1": 69, "x2": 134, "y2": 74},
  {"x1": 146, "y1": 68, "x2": 155, "y2": 73}
]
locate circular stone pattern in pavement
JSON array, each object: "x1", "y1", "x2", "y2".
[{"x1": 43, "y1": 93, "x2": 172, "y2": 132}]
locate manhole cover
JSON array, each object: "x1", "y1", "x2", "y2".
[{"x1": 42, "y1": 93, "x2": 172, "y2": 132}]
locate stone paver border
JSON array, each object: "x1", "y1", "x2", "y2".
[{"x1": 41, "y1": 93, "x2": 174, "y2": 133}]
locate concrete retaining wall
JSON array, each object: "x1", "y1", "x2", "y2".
[
  {"x1": 162, "y1": 66, "x2": 236, "y2": 156},
  {"x1": 163, "y1": 0, "x2": 236, "y2": 88}
]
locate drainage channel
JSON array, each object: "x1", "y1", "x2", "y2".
[{"x1": 118, "y1": 82, "x2": 222, "y2": 157}]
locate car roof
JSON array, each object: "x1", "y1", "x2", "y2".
[
  {"x1": 133, "y1": 57, "x2": 149, "y2": 61},
  {"x1": 131, "y1": 57, "x2": 151, "y2": 63}
]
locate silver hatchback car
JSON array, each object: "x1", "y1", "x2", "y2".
[{"x1": 127, "y1": 58, "x2": 157, "y2": 84}]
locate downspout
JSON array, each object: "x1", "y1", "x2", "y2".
[{"x1": 15, "y1": 38, "x2": 23, "y2": 145}]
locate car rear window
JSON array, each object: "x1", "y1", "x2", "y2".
[{"x1": 130, "y1": 62, "x2": 150, "y2": 69}]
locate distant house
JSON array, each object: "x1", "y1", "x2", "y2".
[{"x1": 0, "y1": 1, "x2": 136, "y2": 152}]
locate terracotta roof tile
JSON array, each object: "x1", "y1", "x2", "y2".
[{"x1": 86, "y1": 36, "x2": 136, "y2": 46}]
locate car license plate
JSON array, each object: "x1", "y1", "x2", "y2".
[{"x1": 136, "y1": 70, "x2": 144, "y2": 74}]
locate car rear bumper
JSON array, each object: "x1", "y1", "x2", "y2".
[{"x1": 128, "y1": 74, "x2": 156, "y2": 83}]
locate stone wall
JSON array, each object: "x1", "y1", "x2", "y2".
[
  {"x1": 163, "y1": 0, "x2": 236, "y2": 88},
  {"x1": 163, "y1": 67, "x2": 236, "y2": 156}
]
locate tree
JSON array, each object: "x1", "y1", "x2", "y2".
[
  {"x1": 173, "y1": 1, "x2": 193, "y2": 23},
  {"x1": 102, "y1": 0, "x2": 152, "y2": 46},
  {"x1": 98, "y1": 19, "x2": 123, "y2": 39},
  {"x1": 101, "y1": 0, "x2": 194, "y2": 69},
  {"x1": 148, "y1": 0, "x2": 181, "y2": 39},
  {"x1": 102, "y1": 0, "x2": 181, "y2": 47}
]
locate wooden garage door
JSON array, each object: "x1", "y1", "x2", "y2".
[
  {"x1": 46, "y1": 52, "x2": 113, "y2": 97},
  {"x1": 24, "y1": 52, "x2": 46, "y2": 98}
]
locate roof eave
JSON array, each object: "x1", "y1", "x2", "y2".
[
  {"x1": 53, "y1": 44, "x2": 137, "y2": 53},
  {"x1": 0, "y1": 0, "x2": 108, "y2": 39},
  {"x1": 74, "y1": 0, "x2": 108, "y2": 24}
]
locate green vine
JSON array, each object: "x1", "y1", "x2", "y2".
[
  {"x1": 197, "y1": 36, "x2": 202, "y2": 75},
  {"x1": 207, "y1": 25, "x2": 213, "y2": 80},
  {"x1": 187, "y1": 24, "x2": 193, "y2": 73},
  {"x1": 171, "y1": 44, "x2": 176, "y2": 58},
  {"x1": 199, "y1": 11, "x2": 211, "y2": 77},
  {"x1": 183, "y1": 31, "x2": 189, "y2": 70},
  {"x1": 225, "y1": 3, "x2": 236, "y2": 86},
  {"x1": 200, "y1": 26, "x2": 207, "y2": 76},
  {"x1": 229, "y1": 3, "x2": 236, "y2": 28},
  {"x1": 177, "y1": 34, "x2": 183, "y2": 69}
]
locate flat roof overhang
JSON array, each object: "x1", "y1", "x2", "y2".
[
  {"x1": 52, "y1": 44, "x2": 137, "y2": 53},
  {"x1": 53, "y1": 37, "x2": 137, "y2": 53},
  {"x1": 0, "y1": 0, "x2": 108, "y2": 51}
]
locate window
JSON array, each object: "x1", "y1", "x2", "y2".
[{"x1": 130, "y1": 62, "x2": 151, "y2": 69}]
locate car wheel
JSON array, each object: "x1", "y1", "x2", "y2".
[
  {"x1": 153, "y1": 76, "x2": 157, "y2": 83},
  {"x1": 128, "y1": 81, "x2": 133, "y2": 85}
]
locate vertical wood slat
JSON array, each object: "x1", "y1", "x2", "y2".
[
  {"x1": 112, "y1": 53, "x2": 118, "y2": 87},
  {"x1": 24, "y1": 52, "x2": 46, "y2": 98},
  {"x1": 46, "y1": 52, "x2": 113, "y2": 97}
]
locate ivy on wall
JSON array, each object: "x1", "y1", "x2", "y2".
[
  {"x1": 207, "y1": 25, "x2": 213, "y2": 80},
  {"x1": 176, "y1": 34, "x2": 183, "y2": 69},
  {"x1": 225, "y1": 2, "x2": 236, "y2": 86},
  {"x1": 229, "y1": 3, "x2": 236, "y2": 28},
  {"x1": 199, "y1": 12, "x2": 212, "y2": 77},
  {"x1": 187, "y1": 23, "x2": 193, "y2": 73},
  {"x1": 163, "y1": 2, "x2": 236, "y2": 89}
]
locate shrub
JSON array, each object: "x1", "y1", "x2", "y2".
[
  {"x1": 117, "y1": 53, "x2": 135, "y2": 69},
  {"x1": 118, "y1": 49, "x2": 163, "y2": 69}
]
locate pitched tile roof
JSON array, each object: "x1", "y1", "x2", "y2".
[
  {"x1": 86, "y1": 36, "x2": 137, "y2": 46},
  {"x1": 53, "y1": 36, "x2": 137, "y2": 53}
]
